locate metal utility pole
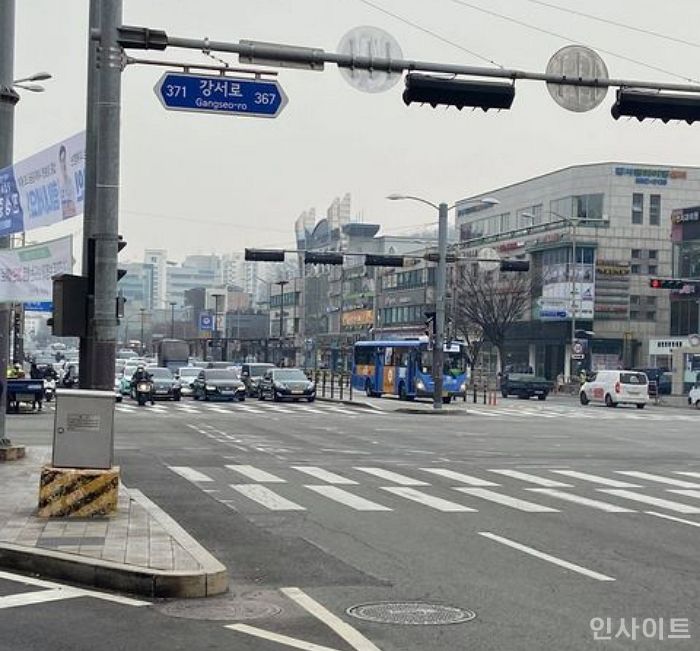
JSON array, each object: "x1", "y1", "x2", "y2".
[
  {"x1": 276, "y1": 280, "x2": 288, "y2": 363},
  {"x1": 139, "y1": 308, "x2": 145, "y2": 355},
  {"x1": 169, "y1": 302, "x2": 176, "y2": 338},
  {"x1": 433, "y1": 202, "x2": 448, "y2": 411},
  {"x1": 570, "y1": 220, "x2": 578, "y2": 378},
  {"x1": 80, "y1": 0, "x2": 122, "y2": 390},
  {"x1": 0, "y1": 0, "x2": 18, "y2": 442}
]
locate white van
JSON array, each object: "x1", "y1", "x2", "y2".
[{"x1": 580, "y1": 370, "x2": 649, "y2": 408}]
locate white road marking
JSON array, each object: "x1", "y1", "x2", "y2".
[
  {"x1": 645, "y1": 511, "x2": 700, "y2": 528},
  {"x1": 550, "y1": 470, "x2": 641, "y2": 488},
  {"x1": 456, "y1": 487, "x2": 559, "y2": 512},
  {"x1": 488, "y1": 469, "x2": 572, "y2": 487},
  {"x1": 616, "y1": 471, "x2": 700, "y2": 489},
  {"x1": 381, "y1": 486, "x2": 476, "y2": 512},
  {"x1": 354, "y1": 467, "x2": 429, "y2": 486},
  {"x1": 478, "y1": 532, "x2": 615, "y2": 582},
  {"x1": 225, "y1": 464, "x2": 286, "y2": 483},
  {"x1": 263, "y1": 404, "x2": 294, "y2": 414},
  {"x1": 281, "y1": 587, "x2": 384, "y2": 651},
  {"x1": 305, "y1": 485, "x2": 392, "y2": 511},
  {"x1": 667, "y1": 489, "x2": 700, "y2": 501},
  {"x1": 292, "y1": 466, "x2": 357, "y2": 485},
  {"x1": 0, "y1": 588, "x2": 84, "y2": 609},
  {"x1": 598, "y1": 489, "x2": 700, "y2": 514},
  {"x1": 419, "y1": 468, "x2": 498, "y2": 487},
  {"x1": 324, "y1": 406, "x2": 357, "y2": 415},
  {"x1": 674, "y1": 471, "x2": 700, "y2": 480},
  {"x1": 205, "y1": 406, "x2": 231, "y2": 414},
  {"x1": 527, "y1": 488, "x2": 636, "y2": 513},
  {"x1": 237, "y1": 405, "x2": 263, "y2": 413},
  {"x1": 231, "y1": 484, "x2": 306, "y2": 511},
  {"x1": 226, "y1": 624, "x2": 343, "y2": 651},
  {"x1": 168, "y1": 466, "x2": 214, "y2": 483},
  {"x1": 296, "y1": 406, "x2": 324, "y2": 414}
]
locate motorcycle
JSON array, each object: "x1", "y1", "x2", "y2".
[
  {"x1": 134, "y1": 380, "x2": 153, "y2": 407},
  {"x1": 44, "y1": 378, "x2": 56, "y2": 402}
]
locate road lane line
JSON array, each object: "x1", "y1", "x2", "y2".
[
  {"x1": 488, "y1": 469, "x2": 572, "y2": 487},
  {"x1": 281, "y1": 586, "x2": 384, "y2": 651},
  {"x1": 645, "y1": 511, "x2": 700, "y2": 528},
  {"x1": 0, "y1": 588, "x2": 84, "y2": 609},
  {"x1": 598, "y1": 489, "x2": 700, "y2": 514},
  {"x1": 226, "y1": 464, "x2": 286, "y2": 483},
  {"x1": 479, "y1": 532, "x2": 615, "y2": 582},
  {"x1": 526, "y1": 488, "x2": 636, "y2": 513},
  {"x1": 456, "y1": 487, "x2": 559, "y2": 512},
  {"x1": 667, "y1": 489, "x2": 700, "y2": 500},
  {"x1": 419, "y1": 468, "x2": 498, "y2": 486},
  {"x1": 231, "y1": 484, "x2": 306, "y2": 511},
  {"x1": 381, "y1": 486, "x2": 476, "y2": 512},
  {"x1": 226, "y1": 624, "x2": 343, "y2": 651},
  {"x1": 305, "y1": 485, "x2": 392, "y2": 511},
  {"x1": 168, "y1": 466, "x2": 214, "y2": 483},
  {"x1": 550, "y1": 470, "x2": 641, "y2": 488},
  {"x1": 354, "y1": 467, "x2": 429, "y2": 486},
  {"x1": 292, "y1": 466, "x2": 358, "y2": 485},
  {"x1": 616, "y1": 471, "x2": 700, "y2": 488}
]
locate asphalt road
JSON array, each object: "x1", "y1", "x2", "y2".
[{"x1": 3, "y1": 395, "x2": 700, "y2": 650}]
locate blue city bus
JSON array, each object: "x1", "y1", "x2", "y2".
[{"x1": 352, "y1": 339, "x2": 468, "y2": 403}]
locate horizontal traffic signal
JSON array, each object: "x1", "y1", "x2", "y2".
[
  {"x1": 364, "y1": 254, "x2": 404, "y2": 267},
  {"x1": 403, "y1": 74, "x2": 515, "y2": 111},
  {"x1": 424, "y1": 252, "x2": 458, "y2": 263},
  {"x1": 649, "y1": 278, "x2": 686, "y2": 289},
  {"x1": 611, "y1": 89, "x2": 700, "y2": 124},
  {"x1": 500, "y1": 259, "x2": 530, "y2": 272},
  {"x1": 245, "y1": 248, "x2": 285, "y2": 262},
  {"x1": 304, "y1": 251, "x2": 344, "y2": 265}
]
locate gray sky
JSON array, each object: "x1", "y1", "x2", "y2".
[{"x1": 12, "y1": 0, "x2": 700, "y2": 261}]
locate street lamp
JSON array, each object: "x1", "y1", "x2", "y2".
[
  {"x1": 211, "y1": 293, "x2": 224, "y2": 361},
  {"x1": 10, "y1": 71, "x2": 52, "y2": 93},
  {"x1": 387, "y1": 194, "x2": 500, "y2": 409},
  {"x1": 139, "y1": 308, "x2": 146, "y2": 355},
  {"x1": 275, "y1": 280, "x2": 289, "y2": 365},
  {"x1": 169, "y1": 302, "x2": 176, "y2": 338}
]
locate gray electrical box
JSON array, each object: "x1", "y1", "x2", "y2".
[{"x1": 52, "y1": 389, "x2": 115, "y2": 469}]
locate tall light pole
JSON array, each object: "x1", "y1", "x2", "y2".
[
  {"x1": 387, "y1": 194, "x2": 499, "y2": 409},
  {"x1": 139, "y1": 308, "x2": 146, "y2": 355},
  {"x1": 211, "y1": 292, "x2": 224, "y2": 361},
  {"x1": 169, "y1": 301, "x2": 176, "y2": 338},
  {"x1": 275, "y1": 280, "x2": 288, "y2": 365}
]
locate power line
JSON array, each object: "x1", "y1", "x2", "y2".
[
  {"x1": 449, "y1": 0, "x2": 700, "y2": 84},
  {"x1": 523, "y1": 0, "x2": 700, "y2": 50},
  {"x1": 355, "y1": 0, "x2": 504, "y2": 68}
]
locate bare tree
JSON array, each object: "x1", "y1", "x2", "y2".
[{"x1": 451, "y1": 263, "x2": 533, "y2": 372}]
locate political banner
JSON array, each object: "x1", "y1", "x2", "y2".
[
  {"x1": 0, "y1": 236, "x2": 73, "y2": 302},
  {"x1": 0, "y1": 132, "x2": 85, "y2": 237}
]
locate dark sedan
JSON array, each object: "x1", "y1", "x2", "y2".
[
  {"x1": 192, "y1": 369, "x2": 246, "y2": 401},
  {"x1": 145, "y1": 367, "x2": 182, "y2": 401},
  {"x1": 258, "y1": 368, "x2": 316, "y2": 402}
]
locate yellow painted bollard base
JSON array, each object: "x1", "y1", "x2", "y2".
[{"x1": 37, "y1": 465, "x2": 120, "y2": 518}]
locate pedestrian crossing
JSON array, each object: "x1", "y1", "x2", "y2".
[{"x1": 166, "y1": 463, "x2": 700, "y2": 523}]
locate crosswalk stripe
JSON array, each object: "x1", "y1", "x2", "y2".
[
  {"x1": 615, "y1": 471, "x2": 700, "y2": 489},
  {"x1": 598, "y1": 489, "x2": 700, "y2": 514},
  {"x1": 263, "y1": 405, "x2": 294, "y2": 413},
  {"x1": 667, "y1": 489, "x2": 700, "y2": 501},
  {"x1": 296, "y1": 406, "x2": 324, "y2": 414},
  {"x1": 354, "y1": 467, "x2": 429, "y2": 486},
  {"x1": 237, "y1": 405, "x2": 263, "y2": 413},
  {"x1": 292, "y1": 466, "x2": 357, "y2": 485},
  {"x1": 527, "y1": 488, "x2": 636, "y2": 513},
  {"x1": 419, "y1": 468, "x2": 498, "y2": 486},
  {"x1": 305, "y1": 485, "x2": 392, "y2": 511},
  {"x1": 488, "y1": 469, "x2": 572, "y2": 487},
  {"x1": 225, "y1": 465, "x2": 286, "y2": 483},
  {"x1": 550, "y1": 470, "x2": 642, "y2": 488},
  {"x1": 381, "y1": 486, "x2": 476, "y2": 512},
  {"x1": 455, "y1": 487, "x2": 558, "y2": 512},
  {"x1": 325, "y1": 406, "x2": 357, "y2": 415},
  {"x1": 230, "y1": 484, "x2": 306, "y2": 511},
  {"x1": 673, "y1": 471, "x2": 700, "y2": 480},
  {"x1": 205, "y1": 406, "x2": 231, "y2": 414},
  {"x1": 168, "y1": 466, "x2": 214, "y2": 482}
]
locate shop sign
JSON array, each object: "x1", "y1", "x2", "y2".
[
  {"x1": 671, "y1": 206, "x2": 700, "y2": 224},
  {"x1": 648, "y1": 338, "x2": 686, "y2": 356},
  {"x1": 614, "y1": 166, "x2": 687, "y2": 186}
]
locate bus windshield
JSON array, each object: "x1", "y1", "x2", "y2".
[{"x1": 420, "y1": 350, "x2": 467, "y2": 378}]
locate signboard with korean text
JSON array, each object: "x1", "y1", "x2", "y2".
[
  {"x1": 0, "y1": 236, "x2": 72, "y2": 302},
  {"x1": 0, "y1": 133, "x2": 85, "y2": 237},
  {"x1": 594, "y1": 260, "x2": 630, "y2": 321}
]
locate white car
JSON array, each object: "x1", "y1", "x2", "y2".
[
  {"x1": 688, "y1": 385, "x2": 700, "y2": 408},
  {"x1": 177, "y1": 367, "x2": 203, "y2": 396},
  {"x1": 580, "y1": 370, "x2": 649, "y2": 409}
]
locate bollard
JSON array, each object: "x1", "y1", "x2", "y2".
[
  {"x1": 349, "y1": 375, "x2": 353, "y2": 401},
  {"x1": 330, "y1": 373, "x2": 335, "y2": 399},
  {"x1": 483, "y1": 386, "x2": 487, "y2": 405},
  {"x1": 340, "y1": 374, "x2": 344, "y2": 400},
  {"x1": 322, "y1": 373, "x2": 326, "y2": 397},
  {"x1": 473, "y1": 385, "x2": 477, "y2": 404}
]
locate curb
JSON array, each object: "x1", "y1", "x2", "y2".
[
  {"x1": 0, "y1": 489, "x2": 228, "y2": 599},
  {"x1": 394, "y1": 408, "x2": 468, "y2": 416},
  {"x1": 316, "y1": 397, "x2": 384, "y2": 411}
]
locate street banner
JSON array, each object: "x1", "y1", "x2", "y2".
[
  {"x1": 0, "y1": 132, "x2": 86, "y2": 237},
  {"x1": 0, "y1": 236, "x2": 73, "y2": 302}
]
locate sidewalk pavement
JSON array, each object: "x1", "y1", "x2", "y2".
[{"x1": 0, "y1": 446, "x2": 227, "y2": 598}]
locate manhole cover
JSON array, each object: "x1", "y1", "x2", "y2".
[
  {"x1": 347, "y1": 602, "x2": 476, "y2": 626},
  {"x1": 157, "y1": 596, "x2": 281, "y2": 621}
]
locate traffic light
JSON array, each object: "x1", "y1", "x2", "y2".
[
  {"x1": 304, "y1": 251, "x2": 344, "y2": 265},
  {"x1": 500, "y1": 259, "x2": 530, "y2": 272},
  {"x1": 403, "y1": 73, "x2": 515, "y2": 111},
  {"x1": 117, "y1": 236, "x2": 127, "y2": 282},
  {"x1": 424, "y1": 252, "x2": 458, "y2": 263},
  {"x1": 51, "y1": 274, "x2": 88, "y2": 337},
  {"x1": 611, "y1": 89, "x2": 700, "y2": 124},
  {"x1": 245, "y1": 248, "x2": 286, "y2": 262},
  {"x1": 364, "y1": 254, "x2": 404, "y2": 267},
  {"x1": 649, "y1": 278, "x2": 685, "y2": 289}
]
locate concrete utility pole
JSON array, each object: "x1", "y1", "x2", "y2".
[
  {"x1": 433, "y1": 202, "x2": 449, "y2": 411},
  {"x1": 0, "y1": 0, "x2": 18, "y2": 443},
  {"x1": 80, "y1": 0, "x2": 122, "y2": 390}
]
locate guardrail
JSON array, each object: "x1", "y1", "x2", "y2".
[{"x1": 304, "y1": 370, "x2": 353, "y2": 401}]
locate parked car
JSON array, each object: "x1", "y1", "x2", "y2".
[
  {"x1": 192, "y1": 369, "x2": 246, "y2": 402},
  {"x1": 142, "y1": 367, "x2": 181, "y2": 401},
  {"x1": 176, "y1": 367, "x2": 203, "y2": 396},
  {"x1": 258, "y1": 367, "x2": 316, "y2": 402},
  {"x1": 240, "y1": 363, "x2": 275, "y2": 397},
  {"x1": 580, "y1": 370, "x2": 649, "y2": 408}
]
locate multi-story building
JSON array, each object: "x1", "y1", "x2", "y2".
[
  {"x1": 454, "y1": 162, "x2": 700, "y2": 380},
  {"x1": 144, "y1": 249, "x2": 167, "y2": 309},
  {"x1": 166, "y1": 265, "x2": 221, "y2": 308},
  {"x1": 117, "y1": 262, "x2": 154, "y2": 312}
]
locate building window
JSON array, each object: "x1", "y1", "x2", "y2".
[
  {"x1": 630, "y1": 310, "x2": 640, "y2": 321},
  {"x1": 648, "y1": 249, "x2": 658, "y2": 260},
  {"x1": 630, "y1": 295, "x2": 640, "y2": 306},
  {"x1": 648, "y1": 264, "x2": 657, "y2": 275},
  {"x1": 631, "y1": 249, "x2": 641, "y2": 259},
  {"x1": 646, "y1": 311, "x2": 656, "y2": 321},
  {"x1": 646, "y1": 296, "x2": 656, "y2": 306},
  {"x1": 631, "y1": 264, "x2": 641, "y2": 274},
  {"x1": 632, "y1": 193, "x2": 644, "y2": 224},
  {"x1": 649, "y1": 194, "x2": 661, "y2": 226},
  {"x1": 574, "y1": 193, "x2": 604, "y2": 220}
]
